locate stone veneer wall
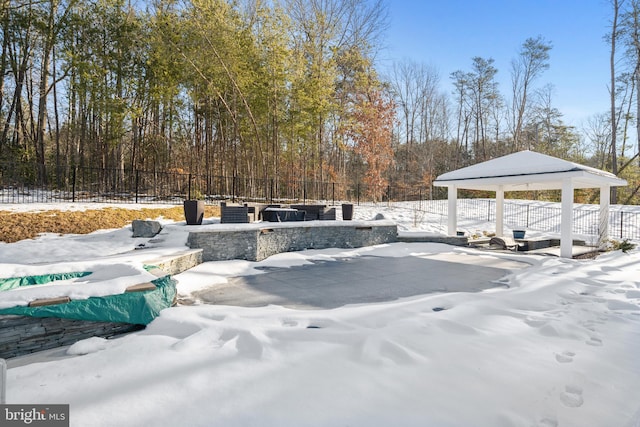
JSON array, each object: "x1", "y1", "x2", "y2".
[
  {"x1": 0, "y1": 315, "x2": 143, "y2": 359},
  {"x1": 187, "y1": 230, "x2": 258, "y2": 261},
  {"x1": 187, "y1": 221, "x2": 398, "y2": 262}
]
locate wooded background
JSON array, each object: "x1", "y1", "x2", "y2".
[{"x1": 2, "y1": 0, "x2": 640, "y2": 203}]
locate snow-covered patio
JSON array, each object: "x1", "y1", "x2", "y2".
[{"x1": 1, "y1": 201, "x2": 640, "y2": 427}]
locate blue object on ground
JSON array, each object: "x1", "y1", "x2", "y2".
[
  {"x1": 513, "y1": 230, "x2": 526, "y2": 239},
  {"x1": 0, "y1": 272, "x2": 92, "y2": 292},
  {"x1": 0, "y1": 275, "x2": 176, "y2": 325}
]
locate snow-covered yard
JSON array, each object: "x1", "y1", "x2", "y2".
[{"x1": 1, "y1": 201, "x2": 640, "y2": 427}]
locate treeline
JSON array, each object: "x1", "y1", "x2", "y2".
[
  {"x1": 1, "y1": 0, "x2": 639, "y2": 203},
  {"x1": 1, "y1": 0, "x2": 394, "y2": 199}
]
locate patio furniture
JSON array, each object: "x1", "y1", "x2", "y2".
[
  {"x1": 220, "y1": 202, "x2": 250, "y2": 224},
  {"x1": 319, "y1": 207, "x2": 336, "y2": 220},
  {"x1": 263, "y1": 207, "x2": 306, "y2": 222},
  {"x1": 489, "y1": 236, "x2": 525, "y2": 251},
  {"x1": 257, "y1": 204, "x2": 281, "y2": 221},
  {"x1": 290, "y1": 204, "x2": 336, "y2": 221}
]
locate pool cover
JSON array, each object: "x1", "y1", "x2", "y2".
[
  {"x1": 0, "y1": 275, "x2": 176, "y2": 325},
  {"x1": 0, "y1": 272, "x2": 92, "y2": 292}
]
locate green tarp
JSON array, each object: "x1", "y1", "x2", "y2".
[
  {"x1": 0, "y1": 275, "x2": 176, "y2": 325},
  {"x1": 0, "y1": 272, "x2": 92, "y2": 291}
]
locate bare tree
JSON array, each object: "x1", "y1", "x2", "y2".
[
  {"x1": 389, "y1": 59, "x2": 424, "y2": 146},
  {"x1": 468, "y1": 57, "x2": 500, "y2": 161},
  {"x1": 510, "y1": 36, "x2": 552, "y2": 151},
  {"x1": 611, "y1": 0, "x2": 624, "y2": 203},
  {"x1": 583, "y1": 113, "x2": 613, "y2": 169},
  {"x1": 388, "y1": 59, "x2": 448, "y2": 187},
  {"x1": 450, "y1": 69, "x2": 471, "y2": 166}
]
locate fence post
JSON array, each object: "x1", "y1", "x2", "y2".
[
  {"x1": 72, "y1": 168, "x2": 76, "y2": 203},
  {"x1": 232, "y1": 175, "x2": 237, "y2": 202},
  {"x1": 357, "y1": 183, "x2": 360, "y2": 205},
  {"x1": 332, "y1": 182, "x2": 335, "y2": 206},
  {"x1": 526, "y1": 204, "x2": 530, "y2": 228},
  {"x1": 620, "y1": 211, "x2": 624, "y2": 239},
  {"x1": 270, "y1": 179, "x2": 274, "y2": 203},
  {"x1": 135, "y1": 170, "x2": 139, "y2": 203},
  {"x1": 303, "y1": 181, "x2": 307, "y2": 204},
  {"x1": 387, "y1": 184, "x2": 391, "y2": 207}
]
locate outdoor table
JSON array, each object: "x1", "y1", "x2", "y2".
[
  {"x1": 290, "y1": 204, "x2": 327, "y2": 221},
  {"x1": 263, "y1": 208, "x2": 306, "y2": 222}
]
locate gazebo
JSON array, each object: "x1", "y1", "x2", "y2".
[{"x1": 433, "y1": 150, "x2": 628, "y2": 258}]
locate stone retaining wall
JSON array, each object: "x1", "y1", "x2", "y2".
[
  {"x1": 0, "y1": 315, "x2": 143, "y2": 359},
  {"x1": 187, "y1": 221, "x2": 398, "y2": 262}
]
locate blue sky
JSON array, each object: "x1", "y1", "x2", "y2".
[{"x1": 380, "y1": 0, "x2": 612, "y2": 127}]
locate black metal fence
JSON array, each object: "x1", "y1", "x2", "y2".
[
  {"x1": 1, "y1": 162, "x2": 639, "y2": 240},
  {"x1": 411, "y1": 198, "x2": 640, "y2": 241},
  {"x1": 0, "y1": 163, "x2": 436, "y2": 205}
]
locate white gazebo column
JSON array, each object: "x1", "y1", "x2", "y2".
[
  {"x1": 495, "y1": 186, "x2": 504, "y2": 237},
  {"x1": 599, "y1": 186, "x2": 610, "y2": 249},
  {"x1": 448, "y1": 186, "x2": 457, "y2": 236},
  {"x1": 560, "y1": 178, "x2": 574, "y2": 258}
]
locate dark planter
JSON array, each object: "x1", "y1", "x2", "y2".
[
  {"x1": 513, "y1": 230, "x2": 526, "y2": 239},
  {"x1": 183, "y1": 200, "x2": 205, "y2": 225},
  {"x1": 341, "y1": 203, "x2": 354, "y2": 221}
]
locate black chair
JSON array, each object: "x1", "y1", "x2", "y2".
[{"x1": 220, "y1": 202, "x2": 250, "y2": 224}]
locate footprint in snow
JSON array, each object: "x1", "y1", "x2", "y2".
[
  {"x1": 524, "y1": 317, "x2": 548, "y2": 328},
  {"x1": 357, "y1": 334, "x2": 425, "y2": 366},
  {"x1": 607, "y1": 300, "x2": 640, "y2": 311},
  {"x1": 626, "y1": 290, "x2": 640, "y2": 299},
  {"x1": 555, "y1": 351, "x2": 575, "y2": 363},
  {"x1": 560, "y1": 385, "x2": 584, "y2": 408},
  {"x1": 281, "y1": 319, "x2": 298, "y2": 327},
  {"x1": 580, "y1": 320, "x2": 598, "y2": 332},
  {"x1": 586, "y1": 336, "x2": 603, "y2": 347},
  {"x1": 537, "y1": 417, "x2": 558, "y2": 427}
]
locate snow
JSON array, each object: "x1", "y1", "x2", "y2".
[
  {"x1": 2, "y1": 201, "x2": 640, "y2": 427},
  {"x1": 435, "y1": 150, "x2": 620, "y2": 181},
  {"x1": 434, "y1": 151, "x2": 627, "y2": 194}
]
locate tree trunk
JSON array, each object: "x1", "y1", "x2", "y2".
[
  {"x1": 610, "y1": 0, "x2": 620, "y2": 203},
  {"x1": 0, "y1": 0, "x2": 9, "y2": 155}
]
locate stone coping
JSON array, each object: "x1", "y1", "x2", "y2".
[{"x1": 186, "y1": 219, "x2": 397, "y2": 233}]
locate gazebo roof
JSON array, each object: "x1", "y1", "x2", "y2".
[{"x1": 434, "y1": 150, "x2": 627, "y2": 191}]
